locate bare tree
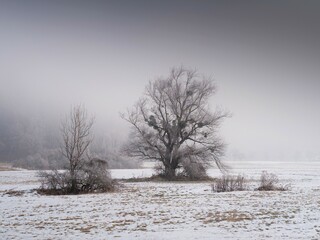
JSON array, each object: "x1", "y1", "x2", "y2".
[
  {"x1": 61, "y1": 104, "x2": 94, "y2": 192},
  {"x1": 38, "y1": 105, "x2": 114, "y2": 194},
  {"x1": 122, "y1": 67, "x2": 229, "y2": 179}
]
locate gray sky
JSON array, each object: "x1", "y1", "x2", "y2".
[{"x1": 1, "y1": 0, "x2": 320, "y2": 161}]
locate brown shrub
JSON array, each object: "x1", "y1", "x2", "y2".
[
  {"x1": 255, "y1": 171, "x2": 288, "y2": 191},
  {"x1": 38, "y1": 159, "x2": 115, "y2": 195},
  {"x1": 212, "y1": 174, "x2": 247, "y2": 192}
]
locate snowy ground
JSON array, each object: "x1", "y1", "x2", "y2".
[{"x1": 1, "y1": 161, "x2": 320, "y2": 239}]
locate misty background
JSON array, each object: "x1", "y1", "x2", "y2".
[{"x1": 1, "y1": 0, "x2": 320, "y2": 169}]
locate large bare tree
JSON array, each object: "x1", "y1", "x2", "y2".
[
  {"x1": 61, "y1": 104, "x2": 94, "y2": 192},
  {"x1": 122, "y1": 67, "x2": 229, "y2": 179}
]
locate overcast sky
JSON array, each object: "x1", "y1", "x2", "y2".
[{"x1": 1, "y1": 0, "x2": 320, "y2": 161}]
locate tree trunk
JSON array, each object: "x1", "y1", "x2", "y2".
[
  {"x1": 164, "y1": 164, "x2": 176, "y2": 179},
  {"x1": 70, "y1": 179, "x2": 77, "y2": 193},
  {"x1": 163, "y1": 156, "x2": 178, "y2": 179},
  {"x1": 70, "y1": 168, "x2": 78, "y2": 193}
]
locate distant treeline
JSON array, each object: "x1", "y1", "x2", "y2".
[{"x1": 0, "y1": 110, "x2": 139, "y2": 170}]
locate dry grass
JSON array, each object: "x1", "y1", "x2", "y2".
[
  {"x1": 197, "y1": 210, "x2": 253, "y2": 224},
  {"x1": 3, "y1": 190, "x2": 25, "y2": 196}
]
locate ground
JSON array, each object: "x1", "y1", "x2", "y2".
[{"x1": 0, "y1": 161, "x2": 320, "y2": 239}]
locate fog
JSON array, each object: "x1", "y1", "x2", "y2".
[{"x1": 1, "y1": 0, "x2": 320, "y2": 168}]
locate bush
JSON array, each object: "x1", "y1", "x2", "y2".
[
  {"x1": 38, "y1": 159, "x2": 114, "y2": 195},
  {"x1": 152, "y1": 160, "x2": 211, "y2": 181},
  {"x1": 257, "y1": 171, "x2": 278, "y2": 191},
  {"x1": 38, "y1": 170, "x2": 69, "y2": 194},
  {"x1": 80, "y1": 158, "x2": 114, "y2": 193},
  {"x1": 181, "y1": 158, "x2": 208, "y2": 180},
  {"x1": 212, "y1": 174, "x2": 247, "y2": 192},
  {"x1": 255, "y1": 171, "x2": 288, "y2": 191}
]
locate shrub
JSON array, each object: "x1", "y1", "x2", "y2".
[
  {"x1": 212, "y1": 174, "x2": 247, "y2": 192},
  {"x1": 38, "y1": 159, "x2": 114, "y2": 195},
  {"x1": 180, "y1": 158, "x2": 208, "y2": 180},
  {"x1": 151, "y1": 160, "x2": 211, "y2": 181},
  {"x1": 80, "y1": 158, "x2": 114, "y2": 193},
  {"x1": 38, "y1": 106, "x2": 115, "y2": 195},
  {"x1": 255, "y1": 171, "x2": 288, "y2": 191},
  {"x1": 38, "y1": 170, "x2": 72, "y2": 194}
]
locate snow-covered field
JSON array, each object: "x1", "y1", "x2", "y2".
[{"x1": 1, "y1": 161, "x2": 320, "y2": 239}]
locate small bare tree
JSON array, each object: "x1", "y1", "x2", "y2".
[
  {"x1": 122, "y1": 67, "x2": 229, "y2": 179},
  {"x1": 38, "y1": 105, "x2": 114, "y2": 194},
  {"x1": 61, "y1": 105, "x2": 94, "y2": 192}
]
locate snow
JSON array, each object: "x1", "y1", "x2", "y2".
[{"x1": 1, "y1": 161, "x2": 320, "y2": 239}]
